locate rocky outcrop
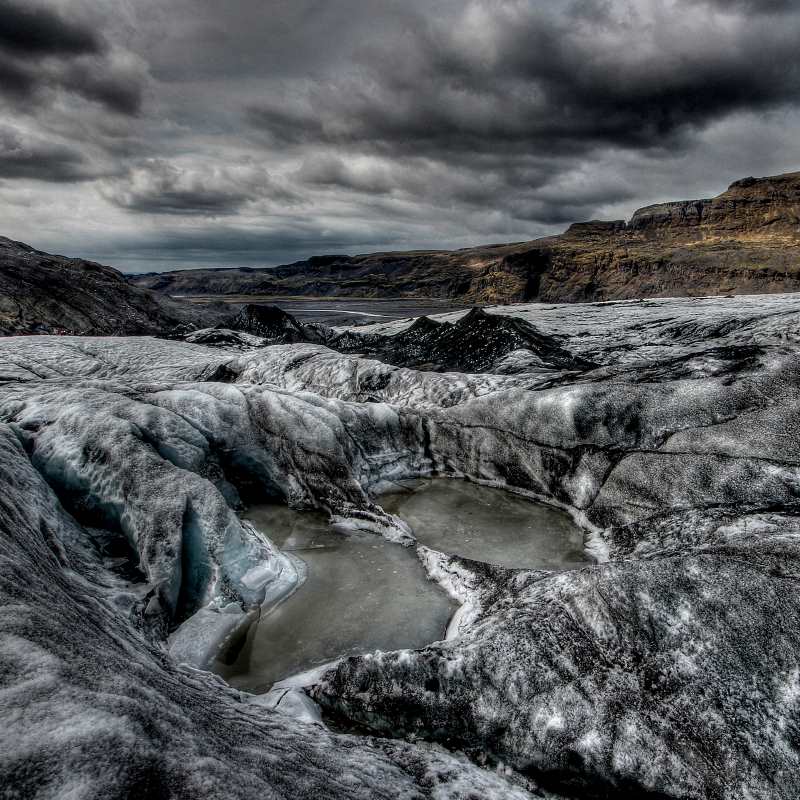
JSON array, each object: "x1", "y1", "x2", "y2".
[
  {"x1": 629, "y1": 172, "x2": 800, "y2": 234},
  {"x1": 128, "y1": 171, "x2": 800, "y2": 304},
  {"x1": 226, "y1": 304, "x2": 308, "y2": 340},
  {"x1": 224, "y1": 303, "x2": 332, "y2": 345},
  {"x1": 330, "y1": 307, "x2": 595, "y2": 373},
  {"x1": 180, "y1": 304, "x2": 335, "y2": 357},
  {"x1": 187, "y1": 304, "x2": 593, "y2": 375},
  {"x1": 534, "y1": 172, "x2": 800, "y2": 303},
  {"x1": 0, "y1": 236, "x2": 228, "y2": 335}
]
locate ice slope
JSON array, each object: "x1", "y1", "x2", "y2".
[
  {"x1": 3, "y1": 292, "x2": 800, "y2": 797},
  {"x1": 344, "y1": 292, "x2": 800, "y2": 364},
  {"x1": 0, "y1": 425, "x2": 533, "y2": 800}
]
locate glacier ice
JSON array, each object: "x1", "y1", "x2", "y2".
[{"x1": 3, "y1": 292, "x2": 800, "y2": 797}]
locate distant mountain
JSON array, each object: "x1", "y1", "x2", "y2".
[
  {"x1": 0, "y1": 237, "x2": 228, "y2": 336},
  {"x1": 129, "y1": 171, "x2": 800, "y2": 303}
]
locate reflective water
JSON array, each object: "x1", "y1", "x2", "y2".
[
  {"x1": 215, "y1": 504, "x2": 456, "y2": 693},
  {"x1": 215, "y1": 480, "x2": 587, "y2": 693},
  {"x1": 379, "y1": 478, "x2": 588, "y2": 571}
]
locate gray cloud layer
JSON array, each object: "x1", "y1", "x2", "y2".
[
  {"x1": 0, "y1": 0, "x2": 145, "y2": 115},
  {"x1": 2, "y1": 0, "x2": 800, "y2": 271}
]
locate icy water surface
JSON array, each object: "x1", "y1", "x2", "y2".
[
  {"x1": 380, "y1": 478, "x2": 589, "y2": 570},
  {"x1": 215, "y1": 504, "x2": 457, "y2": 693},
  {"x1": 216, "y1": 481, "x2": 587, "y2": 693}
]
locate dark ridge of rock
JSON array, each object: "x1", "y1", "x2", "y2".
[
  {"x1": 225, "y1": 304, "x2": 331, "y2": 345},
  {"x1": 0, "y1": 236, "x2": 227, "y2": 337},
  {"x1": 128, "y1": 170, "x2": 800, "y2": 304},
  {"x1": 334, "y1": 307, "x2": 596, "y2": 373},
  {"x1": 187, "y1": 302, "x2": 594, "y2": 376},
  {"x1": 227, "y1": 304, "x2": 307, "y2": 341},
  {"x1": 186, "y1": 329, "x2": 260, "y2": 348},
  {"x1": 324, "y1": 328, "x2": 382, "y2": 353}
]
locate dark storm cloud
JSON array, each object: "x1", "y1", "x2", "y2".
[
  {"x1": 0, "y1": 0, "x2": 144, "y2": 115},
  {"x1": 296, "y1": 154, "x2": 395, "y2": 195},
  {"x1": 58, "y1": 59, "x2": 144, "y2": 116},
  {"x1": 703, "y1": 0, "x2": 796, "y2": 11},
  {"x1": 291, "y1": 150, "x2": 638, "y2": 228},
  {"x1": 247, "y1": 0, "x2": 800, "y2": 159},
  {"x1": 0, "y1": 126, "x2": 91, "y2": 182},
  {"x1": 137, "y1": 0, "x2": 415, "y2": 82},
  {"x1": 102, "y1": 159, "x2": 298, "y2": 215},
  {"x1": 0, "y1": 52, "x2": 36, "y2": 99},
  {"x1": 0, "y1": 0, "x2": 101, "y2": 56},
  {"x1": 5, "y1": 0, "x2": 800, "y2": 269}
]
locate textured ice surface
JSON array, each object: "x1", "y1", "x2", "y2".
[
  {"x1": 0, "y1": 423, "x2": 533, "y2": 799},
  {"x1": 345, "y1": 292, "x2": 800, "y2": 363},
  {"x1": 4, "y1": 292, "x2": 800, "y2": 798}
]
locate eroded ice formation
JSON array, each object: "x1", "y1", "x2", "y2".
[{"x1": 3, "y1": 293, "x2": 800, "y2": 798}]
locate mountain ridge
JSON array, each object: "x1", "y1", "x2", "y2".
[
  {"x1": 128, "y1": 170, "x2": 800, "y2": 303},
  {"x1": 0, "y1": 236, "x2": 229, "y2": 336}
]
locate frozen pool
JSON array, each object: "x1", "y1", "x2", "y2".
[
  {"x1": 214, "y1": 480, "x2": 588, "y2": 693},
  {"x1": 214, "y1": 504, "x2": 457, "y2": 693},
  {"x1": 379, "y1": 478, "x2": 589, "y2": 571}
]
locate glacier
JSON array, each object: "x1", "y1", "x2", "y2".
[{"x1": 3, "y1": 293, "x2": 800, "y2": 798}]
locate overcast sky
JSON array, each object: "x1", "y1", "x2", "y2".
[{"x1": 2, "y1": 0, "x2": 800, "y2": 272}]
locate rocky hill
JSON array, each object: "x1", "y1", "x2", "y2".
[
  {"x1": 129, "y1": 171, "x2": 800, "y2": 303},
  {"x1": 329, "y1": 306, "x2": 597, "y2": 373},
  {"x1": 0, "y1": 237, "x2": 227, "y2": 336}
]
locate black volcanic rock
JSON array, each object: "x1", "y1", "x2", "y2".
[
  {"x1": 227, "y1": 304, "x2": 307, "y2": 341},
  {"x1": 0, "y1": 236, "x2": 225, "y2": 336},
  {"x1": 202, "y1": 303, "x2": 595, "y2": 374},
  {"x1": 185, "y1": 328, "x2": 262, "y2": 349},
  {"x1": 225, "y1": 304, "x2": 331, "y2": 345},
  {"x1": 171, "y1": 305, "x2": 338, "y2": 352},
  {"x1": 335, "y1": 307, "x2": 595, "y2": 373}
]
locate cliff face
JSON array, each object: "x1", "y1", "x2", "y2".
[
  {"x1": 628, "y1": 172, "x2": 800, "y2": 234},
  {"x1": 536, "y1": 172, "x2": 800, "y2": 302},
  {"x1": 131, "y1": 170, "x2": 800, "y2": 303},
  {"x1": 0, "y1": 237, "x2": 227, "y2": 336}
]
